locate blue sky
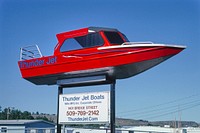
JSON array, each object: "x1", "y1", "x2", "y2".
[{"x1": 0, "y1": 0, "x2": 200, "y2": 122}]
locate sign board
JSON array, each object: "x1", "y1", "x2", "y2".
[{"x1": 59, "y1": 91, "x2": 110, "y2": 124}]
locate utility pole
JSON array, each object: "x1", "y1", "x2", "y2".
[{"x1": 6, "y1": 107, "x2": 14, "y2": 120}]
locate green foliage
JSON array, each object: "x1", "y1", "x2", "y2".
[
  {"x1": 0, "y1": 107, "x2": 34, "y2": 120},
  {"x1": 35, "y1": 116, "x2": 49, "y2": 121},
  {"x1": 0, "y1": 107, "x2": 54, "y2": 123}
]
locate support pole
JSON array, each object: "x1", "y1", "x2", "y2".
[
  {"x1": 57, "y1": 86, "x2": 63, "y2": 133},
  {"x1": 110, "y1": 80, "x2": 116, "y2": 133}
]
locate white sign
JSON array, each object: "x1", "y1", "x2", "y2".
[{"x1": 59, "y1": 91, "x2": 110, "y2": 124}]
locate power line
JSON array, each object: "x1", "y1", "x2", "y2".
[
  {"x1": 118, "y1": 99, "x2": 200, "y2": 117},
  {"x1": 118, "y1": 93, "x2": 199, "y2": 114},
  {"x1": 143, "y1": 102, "x2": 200, "y2": 120},
  {"x1": 117, "y1": 93, "x2": 200, "y2": 120},
  {"x1": 136, "y1": 101, "x2": 200, "y2": 119}
]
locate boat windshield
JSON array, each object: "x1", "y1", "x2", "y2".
[
  {"x1": 60, "y1": 32, "x2": 104, "y2": 52},
  {"x1": 104, "y1": 31, "x2": 129, "y2": 45},
  {"x1": 121, "y1": 33, "x2": 129, "y2": 42}
]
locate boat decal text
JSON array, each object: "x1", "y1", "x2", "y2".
[{"x1": 19, "y1": 56, "x2": 57, "y2": 69}]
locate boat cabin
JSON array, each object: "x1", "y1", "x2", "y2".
[{"x1": 54, "y1": 27, "x2": 129, "y2": 55}]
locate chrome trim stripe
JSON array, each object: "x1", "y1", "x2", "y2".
[{"x1": 98, "y1": 44, "x2": 186, "y2": 50}]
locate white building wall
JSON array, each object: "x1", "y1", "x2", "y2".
[
  {"x1": 126, "y1": 126, "x2": 175, "y2": 133},
  {"x1": 72, "y1": 128, "x2": 105, "y2": 133},
  {"x1": 185, "y1": 127, "x2": 200, "y2": 133},
  {"x1": 0, "y1": 125, "x2": 25, "y2": 133},
  {"x1": 63, "y1": 127, "x2": 200, "y2": 133}
]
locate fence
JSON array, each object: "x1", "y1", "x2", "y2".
[
  {"x1": 0, "y1": 127, "x2": 55, "y2": 133},
  {"x1": 1, "y1": 127, "x2": 200, "y2": 133},
  {"x1": 0, "y1": 127, "x2": 162, "y2": 133}
]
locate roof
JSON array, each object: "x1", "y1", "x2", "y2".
[
  {"x1": 88, "y1": 26, "x2": 118, "y2": 32},
  {"x1": 56, "y1": 26, "x2": 118, "y2": 44},
  {"x1": 0, "y1": 120, "x2": 55, "y2": 125}
]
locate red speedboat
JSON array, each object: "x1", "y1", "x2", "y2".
[{"x1": 18, "y1": 27, "x2": 186, "y2": 85}]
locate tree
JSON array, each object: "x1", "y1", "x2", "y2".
[
  {"x1": 0, "y1": 108, "x2": 6, "y2": 120},
  {"x1": 0, "y1": 107, "x2": 33, "y2": 120},
  {"x1": 0, "y1": 107, "x2": 53, "y2": 123},
  {"x1": 35, "y1": 116, "x2": 49, "y2": 121},
  {"x1": 9, "y1": 109, "x2": 21, "y2": 119}
]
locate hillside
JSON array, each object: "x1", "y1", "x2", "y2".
[
  {"x1": 32, "y1": 114, "x2": 200, "y2": 127},
  {"x1": 116, "y1": 118, "x2": 200, "y2": 127}
]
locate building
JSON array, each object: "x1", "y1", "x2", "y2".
[
  {"x1": 0, "y1": 120, "x2": 55, "y2": 133},
  {"x1": 63, "y1": 126, "x2": 200, "y2": 133}
]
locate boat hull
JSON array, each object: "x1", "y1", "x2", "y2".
[
  {"x1": 114, "y1": 55, "x2": 172, "y2": 79},
  {"x1": 18, "y1": 45, "x2": 185, "y2": 85}
]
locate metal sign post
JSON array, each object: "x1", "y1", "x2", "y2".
[
  {"x1": 57, "y1": 86, "x2": 63, "y2": 133},
  {"x1": 110, "y1": 80, "x2": 116, "y2": 133},
  {"x1": 56, "y1": 75, "x2": 116, "y2": 133}
]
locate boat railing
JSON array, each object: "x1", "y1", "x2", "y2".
[
  {"x1": 19, "y1": 45, "x2": 43, "y2": 61},
  {"x1": 122, "y1": 42, "x2": 154, "y2": 45}
]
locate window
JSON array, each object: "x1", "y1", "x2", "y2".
[
  {"x1": 60, "y1": 38, "x2": 82, "y2": 52},
  {"x1": 121, "y1": 33, "x2": 130, "y2": 42},
  {"x1": 60, "y1": 33, "x2": 104, "y2": 52},
  {"x1": 104, "y1": 31, "x2": 125, "y2": 45},
  {"x1": 1, "y1": 127, "x2": 7, "y2": 133},
  {"x1": 182, "y1": 129, "x2": 187, "y2": 133},
  {"x1": 76, "y1": 32, "x2": 104, "y2": 48}
]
